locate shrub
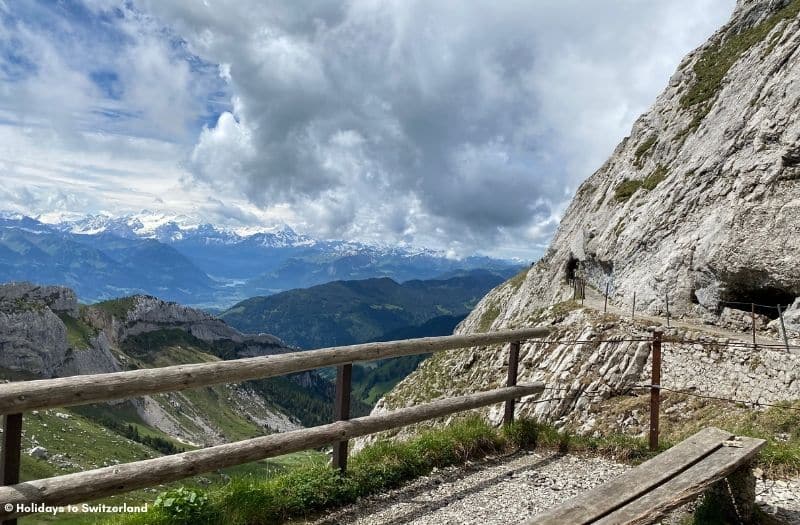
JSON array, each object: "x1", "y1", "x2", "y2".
[
  {"x1": 614, "y1": 165, "x2": 668, "y2": 202},
  {"x1": 153, "y1": 488, "x2": 213, "y2": 524},
  {"x1": 642, "y1": 165, "x2": 668, "y2": 191},
  {"x1": 614, "y1": 179, "x2": 642, "y2": 202},
  {"x1": 503, "y1": 418, "x2": 540, "y2": 449}
]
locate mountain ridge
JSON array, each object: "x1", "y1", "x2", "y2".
[
  {"x1": 0, "y1": 213, "x2": 520, "y2": 307},
  {"x1": 220, "y1": 269, "x2": 516, "y2": 349}
]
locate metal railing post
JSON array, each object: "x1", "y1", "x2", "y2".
[
  {"x1": 503, "y1": 341, "x2": 521, "y2": 426},
  {"x1": 332, "y1": 364, "x2": 352, "y2": 472},
  {"x1": 778, "y1": 304, "x2": 790, "y2": 352},
  {"x1": 649, "y1": 332, "x2": 662, "y2": 451},
  {"x1": 1, "y1": 413, "x2": 22, "y2": 525}
]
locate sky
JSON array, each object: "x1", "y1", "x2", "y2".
[{"x1": 0, "y1": 0, "x2": 735, "y2": 259}]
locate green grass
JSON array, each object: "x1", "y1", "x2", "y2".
[
  {"x1": 57, "y1": 313, "x2": 96, "y2": 350},
  {"x1": 106, "y1": 417, "x2": 517, "y2": 525},
  {"x1": 506, "y1": 266, "x2": 531, "y2": 291},
  {"x1": 35, "y1": 403, "x2": 800, "y2": 525},
  {"x1": 679, "y1": 0, "x2": 800, "y2": 133},
  {"x1": 614, "y1": 165, "x2": 668, "y2": 202},
  {"x1": 598, "y1": 393, "x2": 800, "y2": 478},
  {"x1": 642, "y1": 165, "x2": 668, "y2": 190},
  {"x1": 614, "y1": 179, "x2": 643, "y2": 202},
  {"x1": 477, "y1": 302, "x2": 502, "y2": 332},
  {"x1": 103, "y1": 416, "x2": 672, "y2": 525},
  {"x1": 93, "y1": 297, "x2": 139, "y2": 320}
]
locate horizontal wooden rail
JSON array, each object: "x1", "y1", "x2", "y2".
[
  {"x1": 0, "y1": 327, "x2": 548, "y2": 415},
  {"x1": 0, "y1": 383, "x2": 544, "y2": 518}
]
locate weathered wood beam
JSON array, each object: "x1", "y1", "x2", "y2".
[
  {"x1": 0, "y1": 383, "x2": 545, "y2": 518},
  {"x1": 594, "y1": 437, "x2": 765, "y2": 525},
  {"x1": 0, "y1": 327, "x2": 549, "y2": 415}
]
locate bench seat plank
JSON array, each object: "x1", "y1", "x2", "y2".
[
  {"x1": 595, "y1": 435, "x2": 765, "y2": 525},
  {"x1": 527, "y1": 427, "x2": 734, "y2": 525}
]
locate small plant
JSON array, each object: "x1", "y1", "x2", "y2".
[
  {"x1": 503, "y1": 418, "x2": 540, "y2": 448},
  {"x1": 614, "y1": 165, "x2": 668, "y2": 203},
  {"x1": 642, "y1": 165, "x2": 668, "y2": 191},
  {"x1": 153, "y1": 487, "x2": 210, "y2": 523},
  {"x1": 614, "y1": 179, "x2": 643, "y2": 202}
]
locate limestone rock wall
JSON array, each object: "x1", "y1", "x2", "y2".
[
  {"x1": 378, "y1": 306, "x2": 800, "y2": 437},
  {"x1": 0, "y1": 308, "x2": 69, "y2": 377},
  {"x1": 495, "y1": 0, "x2": 800, "y2": 318}
]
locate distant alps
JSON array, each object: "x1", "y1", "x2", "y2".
[{"x1": 0, "y1": 211, "x2": 522, "y2": 308}]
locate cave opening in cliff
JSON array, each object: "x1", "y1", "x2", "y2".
[
  {"x1": 720, "y1": 284, "x2": 795, "y2": 319},
  {"x1": 565, "y1": 256, "x2": 579, "y2": 281}
]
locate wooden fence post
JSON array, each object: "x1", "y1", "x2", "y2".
[
  {"x1": 332, "y1": 364, "x2": 352, "y2": 471},
  {"x1": 777, "y1": 304, "x2": 790, "y2": 352},
  {"x1": 2, "y1": 413, "x2": 22, "y2": 525},
  {"x1": 751, "y1": 303, "x2": 757, "y2": 349},
  {"x1": 503, "y1": 341, "x2": 521, "y2": 426},
  {"x1": 649, "y1": 332, "x2": 662, "y2": 451}
]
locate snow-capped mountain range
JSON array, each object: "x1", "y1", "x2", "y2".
[
  {"x1": 0, "y1": 211, "x2": 520, "y2": 307},
  {"x1": 46, "y1": 211, "x2": 314, "y2": 246}
]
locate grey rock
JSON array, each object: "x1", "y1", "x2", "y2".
[
  {"x1": 0, "y1": 282, "x2": 78, "y2": 315},
  {"x1": 28, "y1": 446, "x2": 48, "y2": 460},
  {"x1": 0, "y1": 307, "x2": 69, "y2": 377}
]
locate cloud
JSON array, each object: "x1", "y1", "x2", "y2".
[
  {"x1": 0, "y1": 1, "x2": 225, "y2": 141},
  {"x1": 143, "y1": 0, "x2": 735, "y2": 257},
  {"x1": 0, "y1": 0, "x2": 735, "y2": 259}
]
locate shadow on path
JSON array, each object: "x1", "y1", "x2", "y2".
[{"x1": 313, "y1": 452, "x2": 563, "y2": 525}]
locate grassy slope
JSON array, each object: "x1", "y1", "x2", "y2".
[
  {"x1": 19, "y1": 408, "x2": 323, "y2": 525},
  {"x1": 57, "y1": 312, "x2": 96, "y2": 350},
  {"x1": 350, "y1": 314, "x2": 467, "y2": 407},
  {"x1": 120, "y1": 328, "x2": 336, "y2": 429},
  {"x1": 111, "y1": 410, "x2": 794, "y2": 525},
  {"x1": 593, "y1": 393, "x2": 800, "y2": 477}
]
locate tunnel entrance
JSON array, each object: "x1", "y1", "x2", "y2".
[
  {"x1": 565, "y1": 256, "x2": 579, "y2": 282},
  {"x1": 720, "y1": 284, "x2": 796, "y2": 319}
]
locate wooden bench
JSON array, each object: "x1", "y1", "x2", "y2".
[{"x1": 527, "y1": 427, "x2": 766, "y2": 525}]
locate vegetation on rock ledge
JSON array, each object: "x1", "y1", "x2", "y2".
[
  {"x1": 614, "y1": 165, "x2": 668, "y2": 202},
  {"x1": 679, "y1": 0, "x2": 800, "y2": 132}
]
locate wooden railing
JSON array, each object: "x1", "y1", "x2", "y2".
[{"x1": 0, "y1": 327, "x2": 549, "y2": 521}]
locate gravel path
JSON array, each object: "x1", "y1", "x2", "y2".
[
  {"x1": 298, "y1": 452, "x2": 800, "y2": 525},
  {"x1": 302, "y1": 451, "x2": 628, "y2": 525}
]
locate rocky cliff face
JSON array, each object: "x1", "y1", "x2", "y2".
[
  {"x1": 87, "y1": 294, "x2": 285, "y2": 354},
  {"x1": 0, "y1": 283, "x2": 76, "y2": 376},
  {"x1": 374, "y1": 0, "x2": 800, "y2": 438},
  {"x1": 522, "y1": 0, "x2": 799, "y2": 318},
  {"x1": 0, "y1": 283, "x2": 305, "y2": 445}
]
